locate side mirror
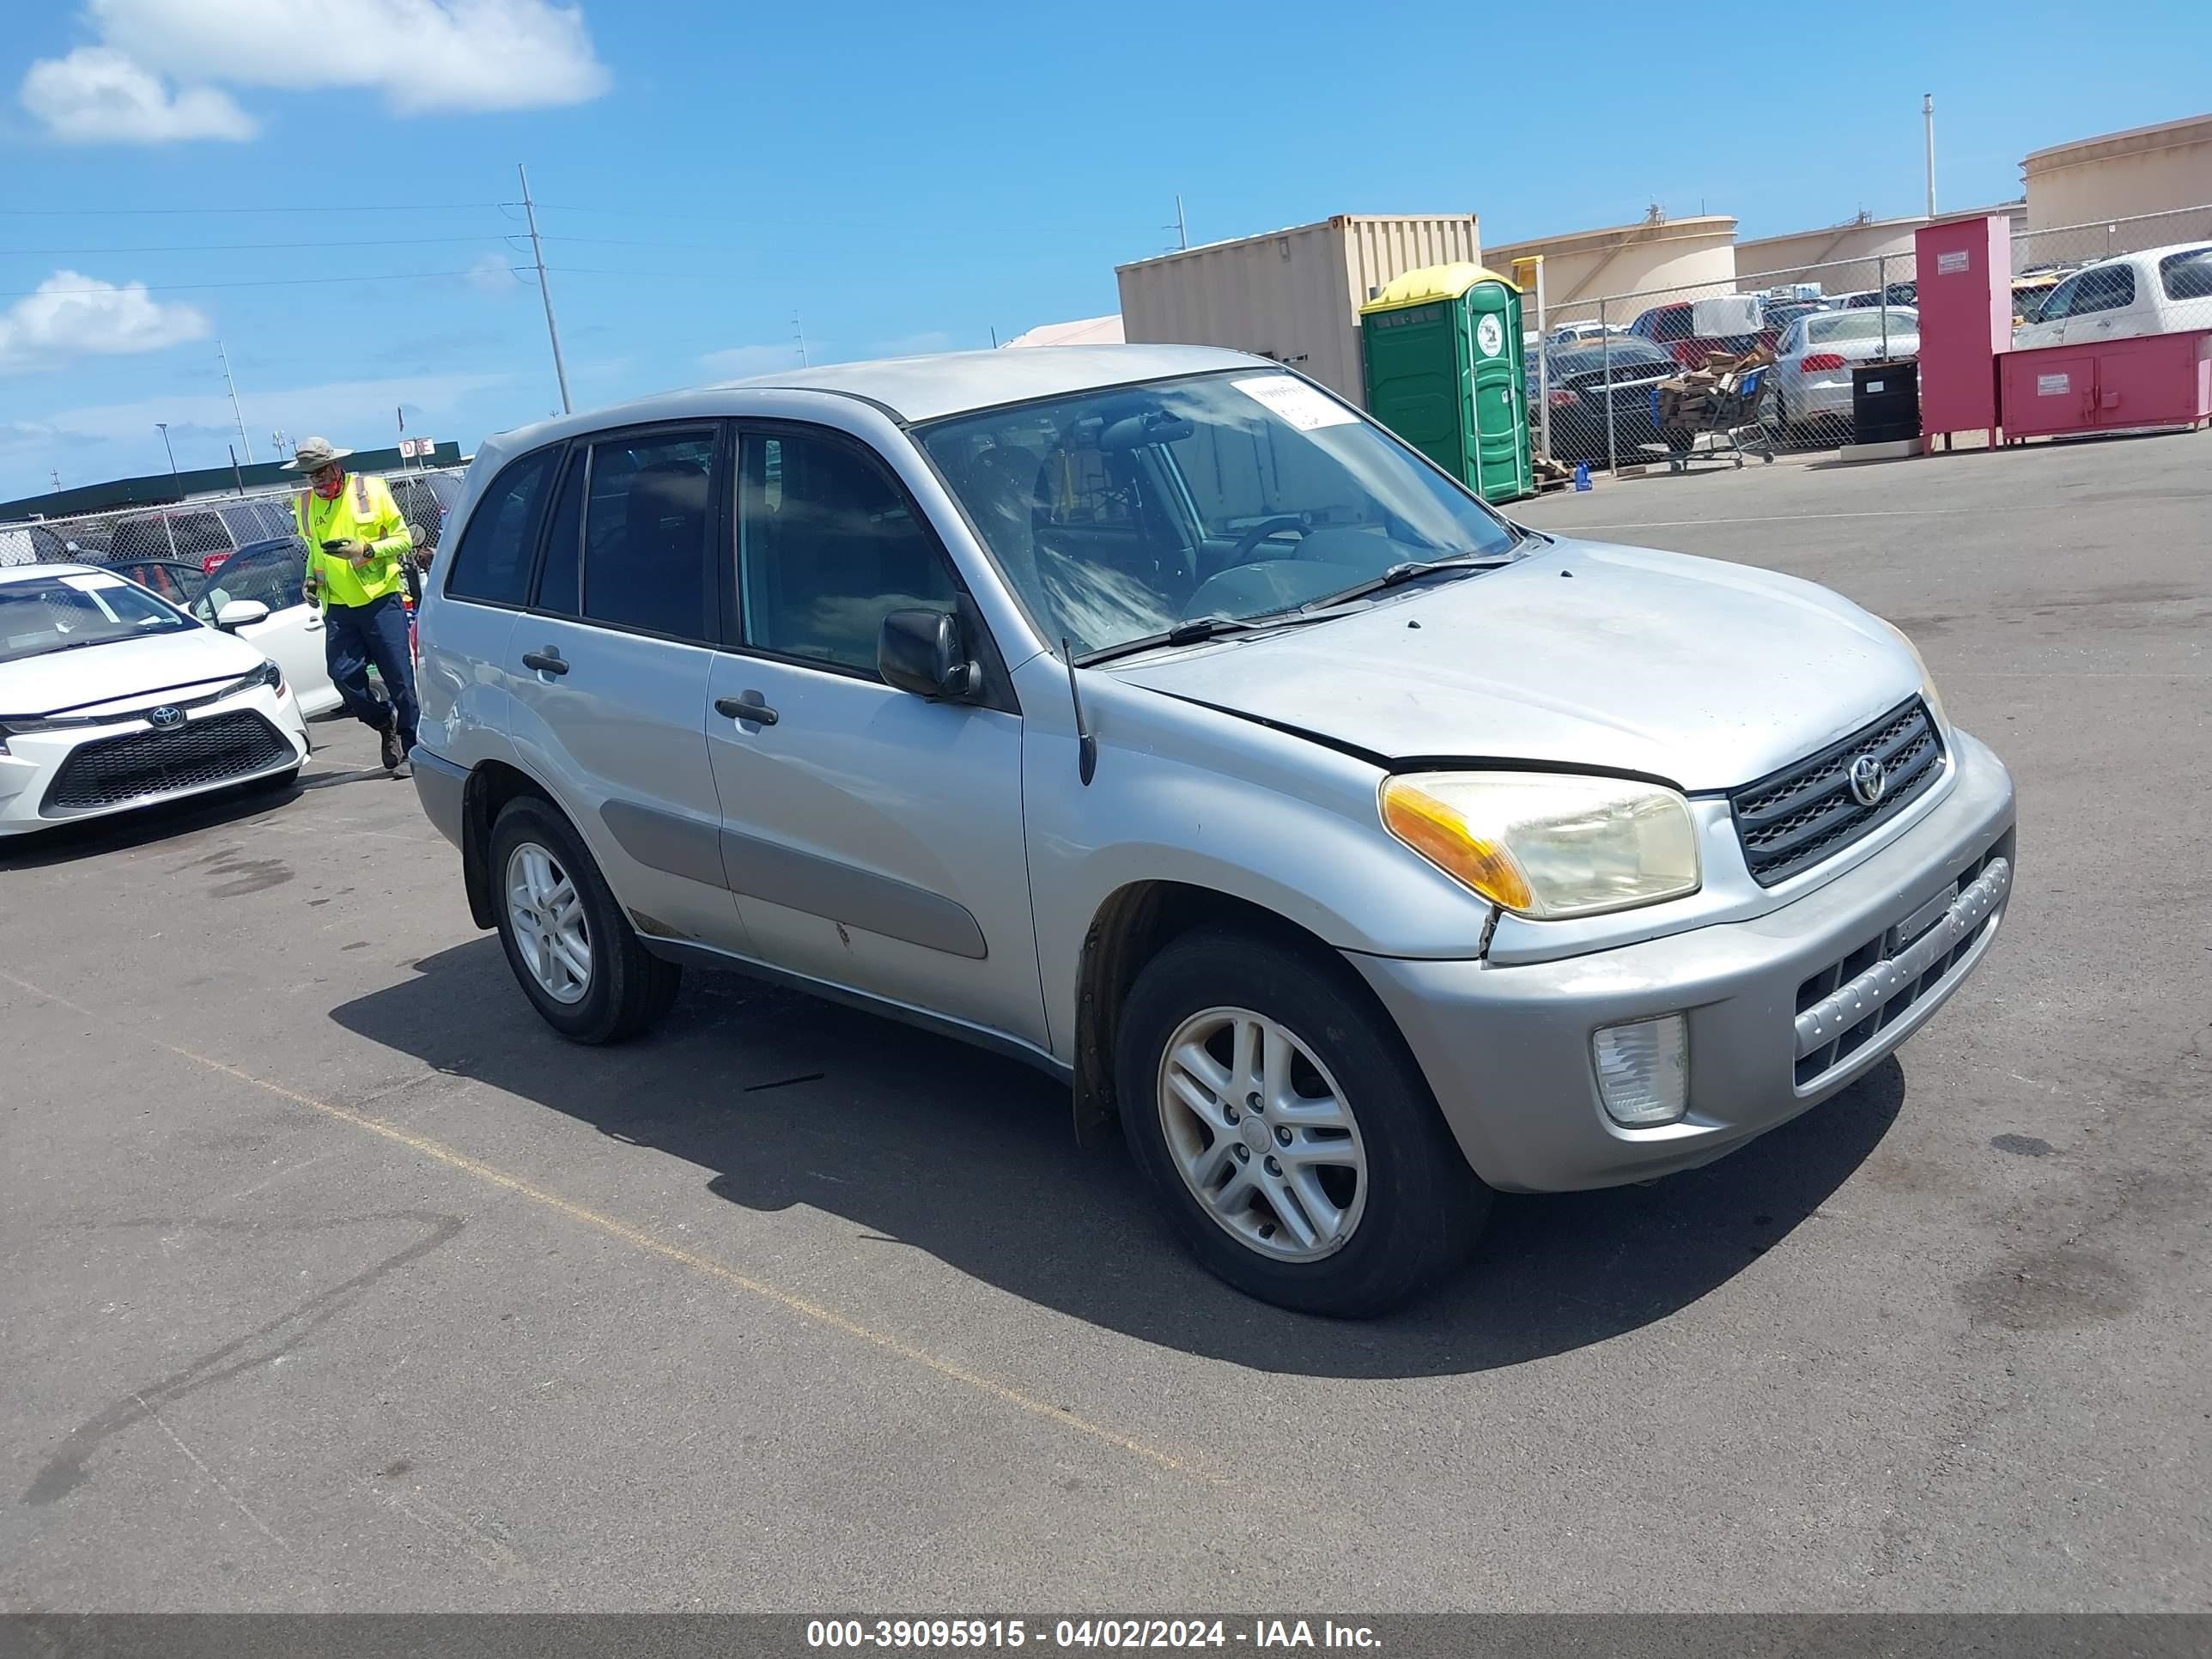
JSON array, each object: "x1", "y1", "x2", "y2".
[
  {"x1": 878, "y1": 608, "x2": 975, "y2": 701},
  {"x1": 215, "y1": 599, "x2": 270, "y2": 631}
]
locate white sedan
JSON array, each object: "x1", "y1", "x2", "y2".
[
  {"x1": 0, "y1": 563, "x2": 308, "y2": 839},
  {"x1": 1771, "y1": 307, "x2": 1920, "y2": 434}
]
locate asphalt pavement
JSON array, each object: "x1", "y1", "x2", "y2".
[{"x1": 3, "y1": 428, "x2": 2208, "y2": 1613}]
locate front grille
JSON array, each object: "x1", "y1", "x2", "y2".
[
  {"x1": 44, "y1": 711, "x2": 291, "y2": 812},
  {"x1": 1731, "y1": 700, "x2": 1943, "y2": 886},
  {"x1": 1791, "y1": 842, "x2": 2011, "y2": 1086}
]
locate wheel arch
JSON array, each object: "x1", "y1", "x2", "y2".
[
  {"x1": 460, "y1": 757, "x2": 563, "y2": 930},
  {"x1": 1069, "y1": 879, "x2": 1395, "y2": 1148}
]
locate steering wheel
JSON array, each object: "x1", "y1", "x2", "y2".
[{"x1": 1227, "y1": 514, "x2": 1311, "y2": 565}]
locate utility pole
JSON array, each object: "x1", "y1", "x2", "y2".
[
  {"x1": 1176, "y1": 194, "x2": 1188, "y2": 250},
  {"x1": 793, "y1": 313, "x2": 808, "y2": 367},
  {"x1": 218, "y1": 341, "x2": 253, "y2": 463},
  {"x1": 155, "y1": 422, "x2": 178, "y2": 477},
  {"x1": 518, "y1": 162, "x2": 573, "y2": 415},
  {"x1": 1923, "y1": 94, "x2": 1936, "y2": 219}
]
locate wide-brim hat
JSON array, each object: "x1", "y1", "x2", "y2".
[{"x1": 282, "y1": 435, "x2": 354, "y2": 471}]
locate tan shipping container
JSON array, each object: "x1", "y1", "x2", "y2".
[{"x1": 1115, "y1": 213, "x2": 1481, "y2": 405}]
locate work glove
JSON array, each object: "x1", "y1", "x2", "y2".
[{"x1": 322, "y1": 537, "x2": 374, "y2": 566}]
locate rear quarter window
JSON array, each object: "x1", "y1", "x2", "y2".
[
  {"x1": 2160, "y1": 248, "x2": 2212, "y2": 301},
  {"x1": 444, "y1": 447, "x2": 560, "y2": 607}
]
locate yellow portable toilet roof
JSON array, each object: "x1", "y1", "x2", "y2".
[{"x1": 1359, "y1": 261, "x2": 1522, "y2": 315}]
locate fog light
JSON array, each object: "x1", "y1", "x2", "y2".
[{"x1": 1593, "y1": 1015, "x2": 1688, "y2": 1127}]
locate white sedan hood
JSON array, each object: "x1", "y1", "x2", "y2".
[{"x1": 0, "y1": 626, "x2": 267, "y2": 718}]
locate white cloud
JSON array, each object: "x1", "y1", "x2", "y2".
[
  {"x1": 2, "y1": 370, "x2": 509, "y2": 452},
  {"x1": 702, "y1": 343, "x2": 824, "y2": 379},
  {"x1": 19, "y1": 47, "x2": 256, "y2": 143},
  {"x1": 21, "y1": 0, "x2": 610, "y2": 142},
  {"x1": 465, "y1": 252, "x2": 521, "y2": 295},
  {"x1": 0, "y1": 271, "x2": 210, "y2": 374}
]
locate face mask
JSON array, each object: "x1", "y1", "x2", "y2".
[{"x1": 313, "y1": 470, "x2": 345, "y2": 501}]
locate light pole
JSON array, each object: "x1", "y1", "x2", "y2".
[{"x1": 155, "y1": 422, "x2": 179, "y2": 478}]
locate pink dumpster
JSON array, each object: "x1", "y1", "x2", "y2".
[{"x1": 2000, "y1": 330, "x2": 2212, "y2": 441}]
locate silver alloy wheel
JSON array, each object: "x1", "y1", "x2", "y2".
[
  {"x1": 506, "y1": 842, "x2": 592, "y2": 1006},
  {"x1": 1156, "y1": 1006, "x2": 1368, "y2": 1263}
]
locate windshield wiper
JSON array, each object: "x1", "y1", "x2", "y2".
[
  {"x1": 1304, "y1": 555, "x2": 1516, "y2": 611},
  {"x1": 1078, "y1": 609, "x2": 1342, "y2": 666}
]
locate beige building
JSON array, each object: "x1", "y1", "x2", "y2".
[
  {"x1": 1116, "y1": 213, "x2": 1480, "y2": 404},
  {"x1": 1002, "y1": 314, "x2": 1124, "y2": 349},
  {"x1": 2022, "y1": 112, "x2": 2212, "y2": 240},
  {"x1": 1736, "y1": 204, "x2": 2027, "y2": 297},
  {"x1": 1485, "y1": 211, "x2": 1737, "y2": 325}
]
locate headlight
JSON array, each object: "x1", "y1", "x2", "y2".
[
  {"x1": 1381, "y1": 771, "x2": 1701, "y2": 920},
  {"x1": 1881, "y1": 619, "x2": 1948, "y2": 734}
]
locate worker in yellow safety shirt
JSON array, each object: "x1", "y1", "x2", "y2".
[{"x1": 285, "y1": 435, "x2": 418, "y2": 774}]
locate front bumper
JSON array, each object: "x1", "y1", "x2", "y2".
[
  {"x1": 1348, "y1": 729, "x2": 2016, "y2": 1193},
  {"x1": 0, "y1": 687, "x2": 307, "y2": 837}
]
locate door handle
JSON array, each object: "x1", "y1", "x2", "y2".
[
  {"x1": 715, "y1": 694, "x2": 778, "y2": 726},
  {"x1": 521, "y1": 648, "x2": 568, "y2": 676},
  {"x1": 303, "y1": 618, "x2": 324, "y2": 632}
]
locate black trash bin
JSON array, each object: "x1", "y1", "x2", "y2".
[{"x1": 1851, "y1": 359, "x2": 1921, "y2": 444}]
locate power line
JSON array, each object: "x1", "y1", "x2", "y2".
[
  {"x1": 0, "y1": 235, "x2": 506, "y2": 255},
  {"x1": 0, "y1": 202, "x2": 502, "y2": 216},
  {"x1": 0, "y1": 269, "x2": 487, "y2": 297}
]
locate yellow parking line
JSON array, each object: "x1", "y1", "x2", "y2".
[{"x1": 1, "y1": 967, "x2": 1213, "y2": 1485}]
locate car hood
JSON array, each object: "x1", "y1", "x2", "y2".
[
  {"x1": 1112, "y1": 539, "x2": 1925, "y2": 793},
  {"x1": 0, "y1": 625, "x2": 264, "y2": 718}
]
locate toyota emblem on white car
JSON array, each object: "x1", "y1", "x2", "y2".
[
  {"x1": 147, "y1": 706, "x2": 185, "y2": 731},
  {"x1": 1849, "y1": 754, "x2": 1887, "y2": 806}
]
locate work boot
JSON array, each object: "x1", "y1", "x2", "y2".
[{"x1": 380, "y1": 722, "x2": 404, "y2": 773}]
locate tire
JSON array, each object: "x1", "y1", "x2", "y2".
[
  {"x1": 1114, "y1": 927, "x2": 1491, "y2": 1317},
  {"x1": 489, "y1": 795, "x2": 681, "y2": 1044}
]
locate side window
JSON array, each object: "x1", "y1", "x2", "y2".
[
  {"x1": 533, "y1": 448, "x2": 585, "y2": 617},
  {"x1": 2069, "y1": 264, "x2": 2136, "y2": 315},
  {"x1": 580, "y1": 431, "x2": 717, "y2": 640},
  {"x1": 446, "y1": 447, "x2": 558, "y2": 605},
  {"x1": 196, "y1": 543, "x2": 304, "y2": 617},
  {"x1": 2159, "y1": 249, "x2": 2212, "y2": 301},
  {"x1": 1655, "y1": 307, "x2": 1692, "y2": 342},
  {"x1": 738, "y1": 430, "x2": 960, "y2": 674}
]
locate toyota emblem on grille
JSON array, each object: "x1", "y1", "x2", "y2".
[
  {"x1": 147, "y1": 706, "x2": 185, "y2": 731},
  {"x1": 1849, "y1": 754, "x2": 1887, "y2": 806}
]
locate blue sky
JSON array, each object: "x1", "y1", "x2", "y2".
[{"x1": 3, "y1": 0, "x2": 2207, "y2": 501}]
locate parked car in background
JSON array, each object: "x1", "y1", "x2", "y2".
[
  {"x1": 2011, "y1": 242, "x2": 2212, "y2": 350},
  {"x1": 1626, "y1": 298, "x2": 1780, "y2": 368},
  {"x1": 2010, "y1": 263, "x2": 2081, "y2": 326},
  {"x1": 1832, "y1": 283, "x2": 1917, "y2": 310},
  {"x1": 412, "y1": 343, "x2": 2014, "y2": 1316},
  {"x1": 1533, "y1": 336, "x2": 1678, "y2": 462},
  {"x1": 1547, "y1": 319, "x2": 1632, "y2": 348},
  {"x1": 0, "y1": 563, "x2": 307, "y2": 837},
  {"x1": 1771, "y1": 307, "x2": 1921, "y2": 435},
  {"x1": 188, "y1": 536, "x2": 342, "y2": 716},
  {"x1": 106, "y1": 557, "x2": 210, "y2": 610}
]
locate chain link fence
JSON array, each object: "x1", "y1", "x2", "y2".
[
  {"x1": 1524, "y1": 204, "x2": 2212, "y2": 473},
  {"x1": 0, "y1": 467, "x2": 469, "y2": 602}
]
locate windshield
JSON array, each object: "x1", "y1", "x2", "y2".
[
  {"x1": 1807, "y1": 309, "x2": 1917, "y2": 344},
  {"x1": 916, "y1": 370, "x2": 1520, "y2": 658},
  {"x1": 0, "y1": 571, "x2": 197, "y2": 665}
]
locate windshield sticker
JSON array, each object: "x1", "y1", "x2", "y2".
[
  {"x1": 58, "y1": 572, "x2": 127, "y2": 592},
  {"x1": 1232, "y1": 376, "x2": 1358, "y2": 431}
]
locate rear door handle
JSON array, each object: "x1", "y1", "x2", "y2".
[
  {"x1": 715, "y1": 694, "x2": 778, "y2": 726},
  {"x1": 521, "y1": 648, "x2": 568, "y2": 676}
]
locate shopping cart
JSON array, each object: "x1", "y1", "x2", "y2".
[{"x1": 1650, "y1": 367, "x2": 1778, "y2": 472}]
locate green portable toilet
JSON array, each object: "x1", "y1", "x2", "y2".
[{"x1": 1359, "y1": 263, "x2": 1530, "y2": 504}]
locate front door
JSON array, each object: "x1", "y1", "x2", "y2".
[
  {"x1": 504, "y1": 426, "x2": 752, "y2": 955},
  {"x1": 704, "y1": 425, "x2": 1045, "y2": 1049},
  {"x1": 191, "y1": 538, "x2": 333, "y2": 713}
]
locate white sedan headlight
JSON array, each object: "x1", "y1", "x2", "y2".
[{"x1": 1381, "y1": 771, "x2": 1701, "y2": 920}]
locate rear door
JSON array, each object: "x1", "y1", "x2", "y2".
[
  {"x1": 505, "y1": 424, "x2": 752, "y2": 954},
  {"x1": 703, "y1": 423, "x2": 1044, "y2": 1047}
]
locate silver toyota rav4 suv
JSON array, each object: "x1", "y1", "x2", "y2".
[{"x1": 412, "y1": 345, "x2": 2014, "y2": 1316}]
